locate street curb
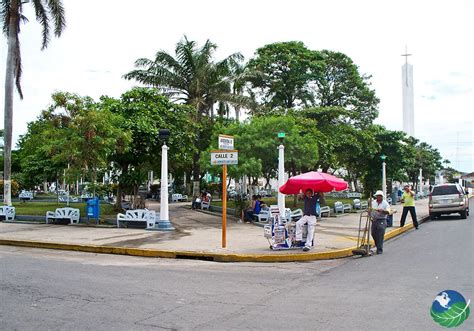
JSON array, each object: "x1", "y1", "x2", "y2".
[{"x1": 0, "y1": 215, "x2": 429, "y2": 263}]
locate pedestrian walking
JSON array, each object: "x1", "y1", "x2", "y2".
[
  {"x1": 400, "y1": 185, "x2": 419, "y2": 229},
  {"x1": 369, "y1": 190, "x2": 390, "y2": 254}
]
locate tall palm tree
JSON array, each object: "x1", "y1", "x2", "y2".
[
  {"x1": 124, "y1": 36, "x2": 250, "y2": 196},
  {"x1": 1, "y1": 0, "x2": 66, "y2": 205}
]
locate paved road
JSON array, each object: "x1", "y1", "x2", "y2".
[{"x1": 1, "y1": 212, "x2": 472, "y2": 330}]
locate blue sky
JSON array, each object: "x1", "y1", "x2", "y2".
[{"x1": 1, "y1": 0, "x2": 472, "y2": 172}]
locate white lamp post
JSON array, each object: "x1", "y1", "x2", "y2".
[
  {"x1": 156, "y1": 129, "x2": 174, "y2": 231},
  {"x1": 419, "y1": 168, "x2": 423, "y2": 196},
  {"x1": 277, "y1": 132, "x2": 286, "y2": 220},
  {"x1": 381, "y1": 154, "x2": 387, "y2": 198}
]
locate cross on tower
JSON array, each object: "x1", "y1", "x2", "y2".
[
  {"x1": 401, "y1": 45, "x2": 412, "y2": 86},
  {"x1": 401, "y1": 45, "x2": 412, "y2": 64}
]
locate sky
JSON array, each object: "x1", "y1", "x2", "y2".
[{"x1": 1, "y1": 0, "x2": 473, "y2": 172}]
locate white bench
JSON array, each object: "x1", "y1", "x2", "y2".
[
  {"x1": 171, "y1": 194, "x2": 189, "y2": 202},
  {"x1": 334, "y1": 201, "x2": 352, "y2": 214},
  {"x1": 201, "y1": 198, "x2": 211, "y2": 210},
  {"x1": 59, "y1": 195, "x2": 79, "y2": 203},
  {"x1": 80, "y1": 193, "x2": 93, "y2": 201},
  {"x1": 0, "y1": 206, "x2": 16, "y2": 221},
  {"x1": 116, "y1": 209, "x2": 156, "y2": 229},
  {"x1": 290, "y1": 208, "x2": 303, "y2": 221},
  {"x1": 255, "y1": 208, "x2": 270, "y2": 222},
  {"x1": 360, "y1": 201, "x2": 368, "y2": 210},
  {"x1": 19, "y1": 191, "x2": 34, "y2": 201},
  {"x1": 343, "y1": 203, "x2": 352, "y2": 213},
  {"x1": 320, "y1": 206, "x2": 331, "y2": 217},
  {"x1": 46, "y1": 207, "x2": 80, "y2": 224},
  {"x1": 353, "y1": 199, "x2": 362, "y2": 209}
]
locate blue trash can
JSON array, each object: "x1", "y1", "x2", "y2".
[
  {"x1": 86, "y1": 198, "x2": 100, "y2": 221},
  {"x1": 391, "y1": 191, "x2": 398, "y2": 205}
]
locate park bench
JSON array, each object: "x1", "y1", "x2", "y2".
[
  {"x1": 290, "y1": 208, "x2": 303, "y2": 221},
  {"x1": 0, "y1": 206, "x2": 16, "y2": 221},
  {"x1": 320, "y1": 206, "x2": 331, "y2": 218},
  {"x1": 19, "y1": 191, "x2": 34, "y2": 201},
  {"x1": 334, "y1": 201, "x2": 352, "y2": 214},
  {"x1": 80, "y1": 193, "x2": 93, "y2": 201},
  {"x1": 255, "y1": 208, "x2": 270, "y2": 222},
  {"x1": 116, "y1": 209, "x2": 156, "y2": 229},
  {"x1": 353, "y1": 199, "x2": 362, "y2": 210},
  {"x1": 360, "y1": 201, "x2": 368, "y2": 210},
  {"x1": 46, "y1": 207, "x2": 80, "y2": 224},
  {"x1": 171, "y1": 193, "x2": 189, "y2": 202},
  {"x1": 58, "y1": 195, "x2": 79, "y2": 203},
  {"x1": 201, "y1": 198, "x2": 211, "y2": 210},
  {"x1": 343, "y1": 203, "x2": 352, "y2": 213}
]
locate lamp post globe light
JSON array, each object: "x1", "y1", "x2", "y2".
[
  {"x1": 381, "y1": 154, "x2": 387, "y2": 199},
  {"x1": 277, "y1": 132, "x2": 286, "y2": 220},
  {"x1": 156, "y1": 129, "x2": 174, "y2": 231}
]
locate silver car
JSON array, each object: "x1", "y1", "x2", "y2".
[{"x1": 429, "y1": 183, "x2": 470, "y2": 219}]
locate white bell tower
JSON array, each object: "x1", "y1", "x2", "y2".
[{"x1": 402, "y1": 46, "x2": 414, "y2": 137}]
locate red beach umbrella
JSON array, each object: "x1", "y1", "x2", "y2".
[{"x1": 279, "y1": 171, "x2": 348, "y2": 194}]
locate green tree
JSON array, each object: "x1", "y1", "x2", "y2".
[
  {"x1": 246, "y1": 41, "x2": 322, "y2": 111},
  {"x1": 1, "y1": 0, "x2": 66, "y2": 205},
  {"x1": 202, "y1": 115, "x2": 319, "y2": 195},
  {"x1": 314, "y1": 50, "x2": 379, "y2": 128},
  {"x1": 16, "y1": 92, "x2": 130, "y2": 192},
  {"x1": 123, "y1": 36, "x2": 250, "y2": 196},
  {"x1": 100, "y1": 88, "x2": 196, "y2": 208},
  {"x1": 405, "y1": 140, "x2": 442, "y2": 189},
  {"x1": 16, "y1": 119, "x2": 64, "y2": 190},
  {"x1": 359, "y1": 126, "x2": 413, "y2": 195}
]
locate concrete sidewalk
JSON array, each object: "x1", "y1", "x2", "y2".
[{"x1": 0, "y1": 199, "x2": 429, "y2": 262}]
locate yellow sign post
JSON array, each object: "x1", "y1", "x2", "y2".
[
  {"x1": 211, "y1": 135, "x2": 237, "y2": 249},
  {"x1": 222, "y1": 164, "x2": 227, "y2": 248}
]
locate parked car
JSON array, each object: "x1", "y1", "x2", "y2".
[{"x1": 429, "y1": 183, "x2": 470, "y2": 219}]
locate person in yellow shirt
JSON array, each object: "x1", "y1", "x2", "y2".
[{"x1": 400, "y1": 185, "x2": 419, "y2": 229}]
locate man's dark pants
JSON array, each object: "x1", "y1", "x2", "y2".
[
  {"x1": 400, "y1": 206, "x2": 418, "y2": 227},
  {"x1": 371, "y1": 219, "x2": 387, "y2": 253}
]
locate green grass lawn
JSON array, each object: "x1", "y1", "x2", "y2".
[
  {"x1": 213, "y1": 196, "x2": 354, "y2": 210},
  {"x1": 12, "y1": 201, "x2": 118, "y2": 219}
]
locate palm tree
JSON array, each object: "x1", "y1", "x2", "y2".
[
  {"x1": 124, "y1": 36, "x2": 250, "y2": 196},
  {"x1": 1, "y1": 0, "x2": 66, "y2": 205}
]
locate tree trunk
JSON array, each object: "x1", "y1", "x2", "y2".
[
  {"x1": 114, "y1": 164, "x2": 128, "y2": 211},
  {"x1": 192, "y1": 151, "x2": 201, "y2": 197},
  {"x1": 3, "y1": 2, "x2": 19, "y2": 206}
]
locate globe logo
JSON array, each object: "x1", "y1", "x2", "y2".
[{"x1": 430, "y1": 290, "x2": 470, "y2": 328}]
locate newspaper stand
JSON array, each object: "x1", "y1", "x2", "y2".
[{"x1": 264, "y1": 213, "x2": 310, "y2": 250}]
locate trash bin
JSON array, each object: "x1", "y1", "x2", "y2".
[
  {"x1": 86, "y1": 197, "x2": 100, "y2": 220},
  {"x1": 391, "y1": 191, "x2": 398, "y2": 205}
]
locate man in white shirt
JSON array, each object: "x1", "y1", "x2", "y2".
[{"x1": 369, "y1": 190, "x2": 390, "y2": 254}]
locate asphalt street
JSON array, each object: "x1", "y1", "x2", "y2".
[{"x1": 1, "y1": 211, "x2": 472, "y2": 330}]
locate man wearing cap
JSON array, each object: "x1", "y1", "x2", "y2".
[
  {"x1": 296, "y1": 188, "x2": 324, "y2": 252},
  {"x1": 369, "y1": 190, "x2": 390, "y2": 254},
  {"x1": 400, "y1": 185, "x2": 419, "y2": 229}
]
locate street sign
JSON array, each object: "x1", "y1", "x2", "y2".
[
  {"x1": 211, "y1": 150, "x2": 238, "y2": 165},
  {"x1": 218, "y1": 134, "x2": 234, "y2": 150}
]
